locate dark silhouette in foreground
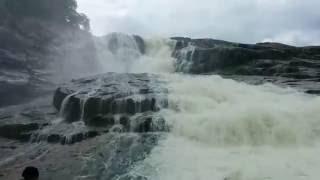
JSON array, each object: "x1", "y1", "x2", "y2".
[{"x1": 22, "y1": 166, "x2": 39, "y2": 180}]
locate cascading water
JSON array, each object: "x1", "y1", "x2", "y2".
[
  {"x1": 127, "y1": 74, "x2": 320, "y2": 180},
  {"x1": 174, "y1": 43, "x2": 196, "y2": 72},
  {"x1": 95, "y1": 32, "x2": 142, "y2": 73},
  {"x1": 130, "y1": 38, "x2": 176, "y2": 74},
  {"x1": 58, "y1": 33, "x2": 320, "y2": 179},
  {"x1": 94, "y1": 32, "x2": 175, "y2": 74},
  {"x1": 94, "y1": 33, "x2": 175, "y2": 74},
  {"x1": 2, "y1": 30, "x2": 320, "y2": 180}
]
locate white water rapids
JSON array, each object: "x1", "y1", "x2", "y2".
[
  {"x1": 130, "y1": 75, "x2": 320, "y2": 180},
  {"x1": 98, "y1": 33, "x2": 320, "y2": 180}
]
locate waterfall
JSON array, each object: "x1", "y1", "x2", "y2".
[
  {"x1": 95, "y1": 33, "x2": 175, "y2": 74},
  {"x1": 174, "y1": 43, "x2": 196, "y2": 72},
  {"x1": 89, "y1": 34, "x2": 320, "y2": 180},
  {"x1": 56, "y1": 33, "x2": 320, "y2": 180},
  {"x1": 94, "y1": 32, "x2": 142, "y2": 73}
]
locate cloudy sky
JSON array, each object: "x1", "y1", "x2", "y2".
[{"x1": 77, "y1": 0, "x2": 320, "y2": 46}]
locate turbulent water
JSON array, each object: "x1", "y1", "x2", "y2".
[
  {"x1": 128, "y1": 75, "x2": 320, "y2": 180},
  {"x1": 93, "y1": 33, "x2": 320, "y2": 180},
  {"x1": 95, "y1": 33, "x2": 176, "y2": 74}
]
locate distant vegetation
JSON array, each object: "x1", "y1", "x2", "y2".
[{"x1": 0, "y1": 0, "x2": 89, "y2": 30}]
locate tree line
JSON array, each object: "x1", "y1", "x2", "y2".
[{"x1": 0, "y1": 0, "x2": 89, "y2": 30}]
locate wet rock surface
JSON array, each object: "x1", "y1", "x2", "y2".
[
  {"x1": 0, "y1": 73, "x2": 166, "y2": 180},
  {"x1": 53, "y1": 73, "x2": 168, "y2": 129},
  {"x1": 172, "y1": 37, "x2": 320, "y2": 93},
  {"x1": 0, "y1": 73, "x2": 167, "y2": 147},
  {"x1": 0, "y1": 97, "x2": 56, "y2": 142},
  {"x1": 0, "y1": 133, "x2": 161, "y2": 180},
  {"x1": 173, "y1": 38, "x2": 320, "y2": 78}
]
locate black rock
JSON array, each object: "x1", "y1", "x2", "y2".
[
  {"x1": 88, "y1": 115, "x2": 115, "y2": 127},
  {"x1": 47, "y1": 134, "x2": 61, "y2": 143},
  {"x1": 172, "y1": 37, "x2": 320, "y2": 80},
  {"x1": 0, "y1": 123, "x2": 39, "y2": 141},
  {"x1": 53, "y1": 73, "x2": 168, "y2": 126}
]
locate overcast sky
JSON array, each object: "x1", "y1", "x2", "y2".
[{"x1": 77, "y1": 0, "x2": 320, "y2": 46}]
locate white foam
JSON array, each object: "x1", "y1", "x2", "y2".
[
  {"x1": 130, "y1": 74, "x2": 320, "y2": 180},
  {"x1": 95, "y1": 34, "x2": 175, "y2": 74},
  {"x1": 92, "y1": 34, "x2": 320, "y2": 179},
  {"x1": 132, "y1": 135, "x2": 320, "y2": 180},
  {"x1": 130, "y1": 38, "x2": 176, "y2": 74},
  {"x1": 163, "y1": 74, "x2": 320, "y2": 146}
]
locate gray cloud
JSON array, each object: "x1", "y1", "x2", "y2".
[{"x1": 77, "y1": 0, "x2": 320, "y2": 46}]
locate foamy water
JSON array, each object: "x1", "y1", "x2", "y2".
[
  {"x1": 128, "y1": 74, "x2": 320, "y2": 180},
  {"x1": 132, "y1": 135, "x2": 320, "y2": 180},
  {"x1": 95, "y1": 34, "x2": 320, "y2": 180},
  {"x1": 164, "y1": 74, "x2": 320, "y2": 146}
]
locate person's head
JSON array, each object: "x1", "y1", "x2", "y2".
[{"x1": 22, "y1": 166, "x2": 39, "y2": 180}]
